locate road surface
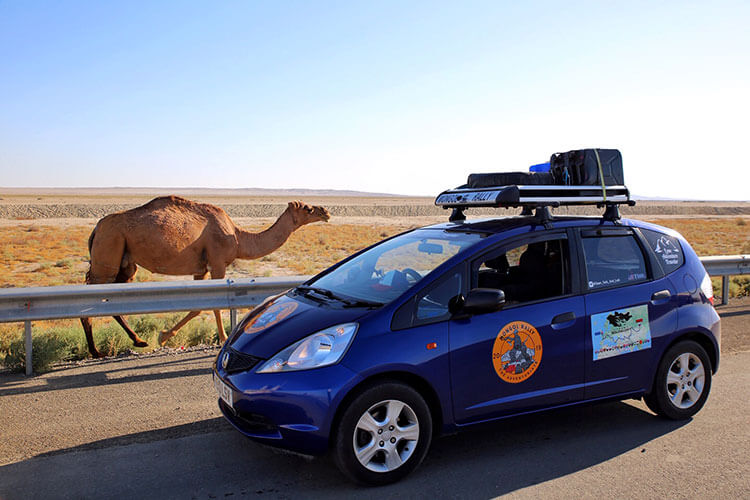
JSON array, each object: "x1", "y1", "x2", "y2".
[{"x1": 1, "y1": 301, "x2": 748, "y2": 499}]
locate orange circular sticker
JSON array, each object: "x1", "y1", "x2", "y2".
[
  {"x1": 492, "y1": 321, "x2": 543, "y2": 383},
  {"x1": 243, "y1": 302, "x2": 298, "y2": 334}
]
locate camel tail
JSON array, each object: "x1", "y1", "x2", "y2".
[
  {"x1": 87, "y1": 225, "x2": 97, "y2": 254},
  {"x1": 84, "y1": 224, "x2": 98, "y2": 284}
]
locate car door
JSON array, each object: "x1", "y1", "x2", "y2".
[
  {"x1": 449, "y1": 230, "x2": 586, "y2": 425},
  {"x1": 578, "y1": 227, "x2": 678, "y2": 399}
]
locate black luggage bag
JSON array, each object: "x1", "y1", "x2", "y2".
[
  {"x1": 550, "y1": 149, "x2": 624, "y2": 186},
  {"x1": 467, "y1": 171, "x2": 554, "y2": 188}
]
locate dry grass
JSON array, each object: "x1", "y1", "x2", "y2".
[
  {"x1": 0, "y1": 223, "x2": 411, "y2": 288},
  {"x1": 0, "y1": 225, "x2": 92, "y2": 287},
  {"x1": 0, "y1": 218, "x2": 746, "y2": 289}
]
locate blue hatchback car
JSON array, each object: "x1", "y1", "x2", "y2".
[{"x1": 213, "y1": 183, "x2": 720, "y2": 485}]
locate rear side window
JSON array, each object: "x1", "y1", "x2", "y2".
[
  {"x1": 641, "y1": 228, "x2": 684, "y2": 274},
  {"x1": 582, "y1": 235, "x2": 647, "y2": 290}
]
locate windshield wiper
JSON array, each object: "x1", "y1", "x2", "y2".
[
  {"x1": 295, "y1": 285, "x2": 337, "y2": 301},
  {"x1": 296, "y1": 286, "x2": 382, "y2": 308}
]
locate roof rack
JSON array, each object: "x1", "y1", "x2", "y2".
[{"x1": 435, "y1": 184, "x2": 635, "y2": 224}]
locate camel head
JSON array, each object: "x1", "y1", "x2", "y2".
[{"x1": 287, "y1": 201, "x2": 330, "y2": 226}]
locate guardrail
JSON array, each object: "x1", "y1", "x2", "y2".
[
  {"x1": 0, "y1": 276, "x2": 309, "y2": 376},
  {"x1": 1, "y1": 254, "x2": 747, "y2": 376},
  {"x1": 701, "y1": 254, "x2": 750, "y2": 306}
]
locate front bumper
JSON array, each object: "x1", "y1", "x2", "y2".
[{"x1": 213, "y1": 362, "x2": 362, "y2": 456}]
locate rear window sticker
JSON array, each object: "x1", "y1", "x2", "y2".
[
  {"x1": 591, "y1": 304, "x2": 651, "y2": 360},
  {"x1": 492, "y1": 321, "x2": 543, "y2": 383},
  {"x1": 589, "y1": 278, "x2": 621, "y2": 288},
  {"x1": 654, "y1": 235, "x2": 681, "y2": 266}
]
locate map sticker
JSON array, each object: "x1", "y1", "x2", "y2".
[
  {"x1": 492, "y1": 321, "x2": 543, "y2": 383},
  {"x1": 591, "y1": 304, "x2": 651, "y2": 361}
]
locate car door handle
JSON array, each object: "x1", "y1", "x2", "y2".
[
  {"x1": 651, "y1": 290, "x2": 671, "y2": 303},
  {"x1": 551, "y1": 312, "x2": 576, "y2": 329}
]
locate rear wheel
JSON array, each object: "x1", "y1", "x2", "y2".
[
  {"x1": 644, "y1": 340, "x2": 711, "y2": 420},
  {"x1": 333, "y1": 382, "x2": 432, "y2": 485}
]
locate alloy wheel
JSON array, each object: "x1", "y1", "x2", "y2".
[
  {"x1": 352, "y1": 399, "x2": 420, "y2": 472},
  {"x1": 666, "y1": 352, "x2": 705, "y2": 409}
]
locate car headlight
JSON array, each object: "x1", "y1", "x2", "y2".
[{"x1": 256, "y1": 323, "x2": 358, "y2": 373}]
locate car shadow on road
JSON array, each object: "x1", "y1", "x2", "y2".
[
  {"x1": 0, "y1": 399, "x2": 688, "y2": 499},
  {"x1": 29, "y1": 418, "x2": 234, "y2": 459},
  {"x1": 717, "y1": 308, "x2": 749, "y2": 318},
  {"x1": 0, "y1": 357, "x2": 213, "y2": 396},
  {"x1": 406, "y1": 400, "x2": 688, "y2": 498}
]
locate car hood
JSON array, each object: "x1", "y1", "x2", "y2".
[{"x1": 228, "y1": 293, "x2": 371, "y2": 359}]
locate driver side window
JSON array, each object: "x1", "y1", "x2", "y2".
[
  {"x1": 391, "y1": 269, "x2": 463, "y2": 331},
  {"x1": 415, "y1": 272, "x2": 462, "y2": 321},
  {"x1": 475, "y1": 237, "x2": 570, "y2": 305}
]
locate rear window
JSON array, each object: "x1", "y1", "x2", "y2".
[
  {"x1": 641, "y1": 228, "x2": 684, "y2": 274},
  {"x1": 582, "y1": 235, "x2": 648, "y2": 290}
]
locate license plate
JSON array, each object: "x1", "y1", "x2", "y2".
[{"x1": 214, "y1": 374, "x2": 234, "y2": 409}]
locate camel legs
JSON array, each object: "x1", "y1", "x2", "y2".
[
  {"x1": 80, "y1": 317, "x2": 102, "y2": 358},
  {"x1": 214, "y1": 309, "x2": 227, "y2": 343},
  {"x1": 81, "y1": 256, "x2": 147, "y2": 358},
  {"x1": 158, "y1": 272, "x2": 225, "y2": 346},
  {"x1": 157, "y1": 310, "x2": 202, "y2": 346},
  {"x1": 113, "y1": 316, "x2": 149, "y2": 347},
  {"x1": 80, "y1": 312, "x2": 149, "y2": 358},
  {"x1": 210, "y1": 267, "x2": 228, "y2": 343},
  {"x1": 158, "y1": 269, "x2": 229, "y2": 346}
]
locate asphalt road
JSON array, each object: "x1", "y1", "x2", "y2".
[{"x1": 1, "y1": 301, "x2": 748, "y2": 499}]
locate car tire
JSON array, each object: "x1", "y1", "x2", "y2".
[
  {"x1": 643, "y1": 340, "x2": 712, "y2": 420},
  {"x1": 333, "y1": 382, "x2": 432, "y2": 485}
]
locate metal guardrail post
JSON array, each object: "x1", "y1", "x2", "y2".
[
  {"x1": 230, "y1": 309, "x2": 237, "y2": 332},
  {"x1": 25, "y1": 320, "x2": 32, "y2": 376},
  {"x1": 700, "y1": 255, "x2": 749, "y2": 306}
]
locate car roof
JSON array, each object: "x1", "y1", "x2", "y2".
[{"x1": 422, "y1": 214, "x2": 637, "y2": 234}]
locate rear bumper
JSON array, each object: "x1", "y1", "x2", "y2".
[
  {"x1": 710, "y1": 307, "x2": 721, "y2": 373},
  {"x1": 214, "y1": 363, "x2": 362, "y2": 456}
]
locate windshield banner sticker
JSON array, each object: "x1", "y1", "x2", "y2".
[
  {"x1": 591, "y1": 305, "x2": 651, "y2": 360},
  {"x1": 492, "y1": 321, "x2": 543, "y2": 383},
  {"x1": 243, "y1": 301, "x2": 298, "y2": 334}
]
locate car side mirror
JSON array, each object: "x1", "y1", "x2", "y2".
[{"x1": 449, "y1": 288, "x2": 505, "y2": 316}]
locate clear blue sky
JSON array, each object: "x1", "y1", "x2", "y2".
[{"x1": 1, "y1": 1, "x2": 748, "y2": 199}]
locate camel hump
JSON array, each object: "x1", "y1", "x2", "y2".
[
  {"x1": 135, "y1": 195, "x2": 231, "y2": 222},
  {"x1": 142, "y1": 195, "x2": 196, "y2": 209}
]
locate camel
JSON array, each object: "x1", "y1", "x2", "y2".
[{"x1": 81, "y1": 196, "x2": 330, "y2": 358}]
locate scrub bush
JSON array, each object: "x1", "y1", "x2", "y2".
[
  {"x1": 732, "y1": 277, "x2": 750, "y2": 298},
  {"x1": 2, "y1": 330, "x2": 77, "y2": 373}
]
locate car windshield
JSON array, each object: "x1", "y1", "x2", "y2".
[{"x1": 305, "y1": 229, "x2": 482, "y2": 305}]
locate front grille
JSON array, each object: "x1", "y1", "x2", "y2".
[{"x1": 223, "y1": 348, "x2": 262, "y2": 374}]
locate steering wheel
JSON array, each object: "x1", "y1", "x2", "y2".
[{"x1": 402, "y1": 268, "x2": 423, "y2": 284}]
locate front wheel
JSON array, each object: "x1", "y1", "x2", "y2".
[
  {"x1": 333, "y1": 382, "x2": 432, "y2": 485},
  {"x1": 643, "y1": 340, "x2": 712, "y2": 420}
]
